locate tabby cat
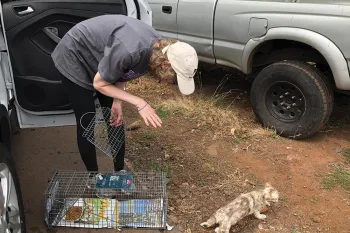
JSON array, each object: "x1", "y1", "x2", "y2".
[{"x1": 200, "y1": 183, "x2": 279, "y2": 233}]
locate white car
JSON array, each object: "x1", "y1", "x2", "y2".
[{"x1": 0, "y1": 0, "x2": 153, "y2": 232}]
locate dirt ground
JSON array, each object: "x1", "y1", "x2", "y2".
[{"x1": 12, "y1": 65, "x2": 350, "y2": 233}]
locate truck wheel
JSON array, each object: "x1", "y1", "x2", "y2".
[{"x1": 250, "y1": 60, "x2": 333, "y2": 139}]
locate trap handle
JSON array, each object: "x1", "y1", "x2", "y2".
[{"x1": 79, "y1": 111, "x2": 97, "y2": 130}]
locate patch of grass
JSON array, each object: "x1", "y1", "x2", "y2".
[
  {"x1": 156, "y1": 106, "x2": 170, "y2": 121},
  {"x1": 235, "y1": 134, "x2": 250, "y2": 143},
  {"x1": 280, "y1": 196, "x2": 289, "y2": 202},
  {"x1": 214, "y1": 94, "x2": 231, "y2": 108},
  {"x1": 234, "y1": 137, "x2": 241, "y2": 144},
  {"x1": 136, "y1": 138, "x2": 144, "y2": 143},
  {"x1": 321, "y1": 167, "x2": 350, "y2": 191},
  {"x1": 328, "y1": 119, "x2": 350, "y2": 129},
  {"x1": 199, "y1": 180, "x2": 205, "y2": 185},
  {"x1": 143, "y1": 133, "x2": 156, "y2": 140},
  {"x1": 271, "y1": 129, "x2": 280, "y2": 138},
  {"x1": 151, "y1": 161, "x2": 171, "y2": 177},
  {"x1": 173, "y1": 109, "x2": 184, "y2": 116},
  {"x1": 159, "y1": 82, "x2": 242, "y2": 137},
  {"x1": 341, "y1": 148, "x2": 350, "y2": 160},
  {"x1": 311, "y1": 199, "x2": 317, "y2": 203},
  {"x1": 291, "y1": 229, "x2": 300, "y2": 233}
]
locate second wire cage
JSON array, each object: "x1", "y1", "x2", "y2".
[
  {"x1": 45, "y1": 170, "x2": 168, "y2": 230},
  {"x1": 81, "y1": 106, "x2": 125, "y2": 159}
]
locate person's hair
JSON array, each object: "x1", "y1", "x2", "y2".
[{"x1": 149, "y1": 38, "x2": 178, "y2": 83}]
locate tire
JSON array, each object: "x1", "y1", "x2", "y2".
[
  {"x1": 250, "y1": 60, "x2": 334, "y2": 139},
  {"x1": 0, "y1": 143, "x2": 26, "y2": 233}
]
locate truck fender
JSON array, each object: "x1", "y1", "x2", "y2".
[
  {"x1": 242, "y1": 27, "x2": 350, "y2": 90},
  {"x1": 0, "y1": 104, "x2": 11, "y2": 151}
]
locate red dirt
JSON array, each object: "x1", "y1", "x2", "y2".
[
  {"x1": 123, "y1": 67, "x2": 350, "y2": 233},
  {"x1": 13, "y1": 65, "x2": 350, "y2": 233}
]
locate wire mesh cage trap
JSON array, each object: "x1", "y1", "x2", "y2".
[
  {"x1": 45, "y1": 170, "x2": 168, "y2": 230},
  {"x1": 80, "y1": 107, "x2": 125, "y2": 159}
]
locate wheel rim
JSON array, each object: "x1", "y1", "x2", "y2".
[
  {"x1": 265, "y1": 81, "x2": 306, "y2": 122},
  {"x1": 0, "y1": 163, "x2": 22, "y2": 233}
]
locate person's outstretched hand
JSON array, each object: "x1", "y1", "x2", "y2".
[
  {"x1": 138, "y1": 103, "x2": 162, "y2": 128},
  {"x1": 110, "y1": 99, "x2": 123, "y2": 127}
]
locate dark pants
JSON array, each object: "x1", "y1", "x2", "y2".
[{"x1": 61, "y1": 77, "x2": 125, "y2": 172}]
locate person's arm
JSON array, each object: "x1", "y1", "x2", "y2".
[
  {"x1": 93, "y1": 72, "x2": 162, "y2": 127},
  {"x1": 93, "y1": 72, "x2": 145, "y2": 108},
  {"x1": 115, "y1": 81, "x2": 126, "y2": 91},
  {"x1": 108, "y1": 81, "x2": 125, "y2": 127},
  {"x1": 113, "y1": 81, "x2": 126, "y2": 105}
]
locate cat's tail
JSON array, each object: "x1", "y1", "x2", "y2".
[{"x1": 200, "y1": 216, "x2": 216, "y2": 228}]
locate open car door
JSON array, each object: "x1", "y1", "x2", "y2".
[{"x1": 1, "y1": 0, "x2": 152, "y2": 128}]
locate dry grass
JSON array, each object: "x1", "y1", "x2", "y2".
[
  {"x1": 209, "y1": 168, "x2": 258, "y2": 193},
  {"x1": 160, "y1": 96, "x2": 242, "y2": 136},
  {"x1": 250, "y1": 128, "x2": 274, "y2": 137},
  {"x1": 127, "y1": 74, "x2": 264, "y2": 138},
  {"x1": 127, "y1": 75, "x2": 176, "y2": 103}
]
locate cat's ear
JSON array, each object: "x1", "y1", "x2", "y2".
[{"x1": 263, "y1": 183, "x2": 273, "y2": 196}]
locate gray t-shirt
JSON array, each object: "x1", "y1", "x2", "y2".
[{"x1": 51, "y1": 14, "x2": 162, "y2": 90}]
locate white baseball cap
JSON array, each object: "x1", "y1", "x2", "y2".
[{"x1": 162, "y1": 41, "x2": 198, "y2": 95}]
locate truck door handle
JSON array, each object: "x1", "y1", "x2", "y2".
[
  {"x1": 13, "y1": 6, "x2": 34, "y2": 16},
  {"x1": 162, "y1": 6, "x2": 172, "y2": 14}
]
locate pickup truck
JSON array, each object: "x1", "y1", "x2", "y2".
[{"x1": 148, "y1": 0, "x2": 350, "y2": 139}]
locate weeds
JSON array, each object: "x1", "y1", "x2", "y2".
[
  {"x1": 151, "y1": 161, "x2": 171, "y2": 177},
  {"x1": 160, "y1": 96, "x2": 242, "y2": 137},
  {"x1": 156, "y1": 106, "x2": 170, "y2": 121},
  {"x1": 208, "y1": 74, "x2": 238, "y2": 109},
  {"x1": 214, "y1": 96, "x2": 229, "y2": 108},
  {"x1": 322, "y1": 167, "x2": 350, "y2": 191},
  {"x1": 203, "y1": 125, "x2": 209, "y2": 129},
  {"x1": 271, "y1": 129, "x2": 280, "y2": 138},
  {"x1": 341, "y1": 148, "x2": 350, "y2": 160},
  {"x1": 136, "y1": 138, "x2": 144, "y2": 143},
  {"x1": 158, "y1": 73, "x2": 247, "y2": 138},
  {"x1": 235, "y1": 134, "x2": 250, "y2": 143},
  {"x1": 280, "y1": 196, "x2": 289, "y2": 202},
  {"x1": 328, "y1": 119, "x2": 350, "y2": 129},
  {"x1": 173, "y1": 109, "x2": 184, "y2": 116},
  {"x1": 234, "y1": 137, "x2": 242, "y2": 144},
  {"x1": 143, "y1": 133, "x2": 156, "y2": 140}
]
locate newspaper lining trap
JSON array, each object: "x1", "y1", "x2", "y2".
[
  {"x1": 45, "y1": 170, "x2": 168, "y2": 230},
  {"x1": 80, "y1": 107, "x2": 125, "y2": 159}
]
